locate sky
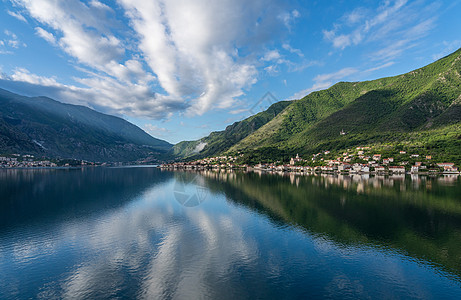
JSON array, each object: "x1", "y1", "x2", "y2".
[{"x1": 0, "y1": 0, "x2": 460, "y2": 144}]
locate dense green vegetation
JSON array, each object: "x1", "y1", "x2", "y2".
[
  {"x1": 172, "y1": 100, "x2": 291, "y2": 159},
  {"x1": 0, "y1": 88, "x2": 172, "y2": 162}
]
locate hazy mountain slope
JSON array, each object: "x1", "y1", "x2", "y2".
[
  {"x1": 227, "y1": 48, "x2": 461, "y2": 161},
  {"x1": 0, "y1": 88, "x2": 172, "y2": 161},
  {"x1": 172, "y1": 100, "x2": 291, "y2": 159}
]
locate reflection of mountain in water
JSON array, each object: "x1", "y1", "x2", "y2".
[
  {"x1": 0, "y1": 167, "x2": 173, "y2": 230},
  {"x1": 194, "y1": 170, "x2": 461, "y2": 278}
]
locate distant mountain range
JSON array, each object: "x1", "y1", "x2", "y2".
[
  {"x1": 174, "y1": 48, "x2": 461, "y2": 164},
  {"x1": 0, "y1": 88, "x2": 172, "y2": 162}
]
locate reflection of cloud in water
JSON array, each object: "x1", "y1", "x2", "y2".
[
  {"x1": 49, "y1": 184, "x2": 256, "y2": 299},
  {"x1": 140, "y1": 211, "x2": 255, "y2": 299}
]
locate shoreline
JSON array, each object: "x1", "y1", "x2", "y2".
[
  {"x1": 0, "y1": 164, "x2": 159, "y2": 170},
  {"x1": 158, "y1": 164, "x2": 460, "y2": 176}
]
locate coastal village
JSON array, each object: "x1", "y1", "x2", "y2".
[
  {"x1": 160, "y1": 147, "x2": 460, "y2": 175},
  {"x1": 0, "y1": 154, "x2": 99, "y2": 168},
  {"x1": 0, "y1": 155, "x2": 58, "y2": 168}
]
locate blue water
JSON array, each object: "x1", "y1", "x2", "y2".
[{"x1": 1, "y1": 167, "x2": 460, "y2": 299}]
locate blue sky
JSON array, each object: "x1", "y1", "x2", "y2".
[{"x1": 0, "y1": 0, "x2": 460, "y2": 144}]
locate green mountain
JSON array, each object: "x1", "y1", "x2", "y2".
[
  {"x1": 0, "y1": 88, "x2": 172, "y2": 161},
  {"x1": 172, "y1": 100, "x2": 291, "y2": 159},
  {"x1": 218, "y1": 48, "x2": 461, "y2": 163}
]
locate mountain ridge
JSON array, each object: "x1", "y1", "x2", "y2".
[
  {"x1": 171, "y1": 100, "x2": 291, "y2": 160},
  {"x1": 0, "y1": 88, "x2": 172, "y2": 162}
]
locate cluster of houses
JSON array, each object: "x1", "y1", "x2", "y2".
[
  {"x1": 161, "y1": 148, "x2": 459, "y2": 175},
  {"x1": 288, "y1": 149, "x2": 459, "y2": 175},
  {"x1": 161, "y1": 156, "x2": 240, "y2": 170},
  {"x1": 0, "y1": 155, "x2": 58, "y2": 168},
  {"x1": 0, "y1": 154, "x2": 101, "y2": 168}
]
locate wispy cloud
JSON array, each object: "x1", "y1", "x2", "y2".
[
  {"x1": 323, "y1": 0, "x2": 439, "y2": 61},
  {"x1": 432, "y1": 40, "x2": 461, "y2": 61},
  {"x1": 290, "y1": 60, "x2": 395, "y2": 100},
  {"x1": 290, "y1": 67, "x2": 358, "y2": 100},
  {"x1": 10, "y1": 68, "x2": 59, "y2": 86},
  {"x1": 143, "y1": 124, "x2": 171, "y2": 137},
  {"x1": 0, "y1": 29, "x2": 26, "y2": 53},
  {"x1": 7, "y1": 10, "x2": 27, "y2": 22},
  {"x1": 261, "y1": 43, "x2": 318, "y2": 74},
  {"x1": 262, "y1": 50, "x2": 282, "y2": 62},
  {"x1": 278, "y1": 9, "x2": 300, "y2": 31},
  {"x1": 313, "y1": 67, "x2": 358, "y2": 83},
  {"x1": 34, "y1": 27, "x2": 56, "y2": 45},
  {"x1": 290, "y1": 81, "x2": 333, "y2": 100},
  {"x1": 363, "y1": 61, "x2": 395, "y2": 73},
  {"x1": 282, "y1": 43, "x2": 304, "y2": 58}
]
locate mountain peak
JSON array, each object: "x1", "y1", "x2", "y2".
[{"x1": 0, "y1": 89, "x2": 172, "y2": 161}]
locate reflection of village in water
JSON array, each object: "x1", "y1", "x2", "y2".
[{"x1": 168, "y1": 168, "x2": 460, "y2": 193}]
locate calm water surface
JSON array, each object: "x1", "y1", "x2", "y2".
[{"x1": 1, "y1": 167, "x2": 461, "y2": 299}]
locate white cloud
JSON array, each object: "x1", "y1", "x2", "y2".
[
  {"x1": 331, "y1": 34, "x2": 351, "y2": 50},
  {"x1": 8, "y1": 0, "x2": 182, "y2": 118},
  {"x1": 89, "y1": 0, "x2": 112, "y2": 11},
  {"x1": 0, "y1": 29, "x2": 26, "y2": 52},
  {"x1": 262, "y1": 50, "x2": 282, "y2": 62},
  {"x1": 7, "y1": 39, "x2": 20, "y2": 48},
  {"x1": 264, "y1": 65, "x2": 278, "y2": 74},
  {"x1": 290, "y1": 81, "x2": 333, "y2": 100},
  {"x1": 10, "y1": 68, "x2": 59, "y2": 86},
  {"x1": 4, "y1": 30, "x2": 17, "y2": 39},
  {"x1": 35, "y1": 27, "x2": 56, "y2": 45},
  {"x1": 344, "y1": 8, "x2": 366, "y2": 25},
  {"x1": 7, "y1": 10, "x2": 27, "y2": 22},
  {"x1": 117, "y1": 0, "x2": 290, "y2": 116},
  {"x1": 13, "y1": 0, "x2": 125, "y2": 77},
  {"x1": 278, "y1": 9, "x2": 300, "y2": 30},
  {"x1": 143, "y1": 124, "x2": 170, "y2": 137},
  {"x1": 261, "y1": 45, "x2": 316, "y2": 74},
  {"x1": 7, "y1": 0, "x2": 293, "y2": 119},
  {"x1": 282, "y1": 43, "x2": 304, "y2": 57},
  {"x1": 119, "y1": 0, "x2": 272, "y2": 115}
]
